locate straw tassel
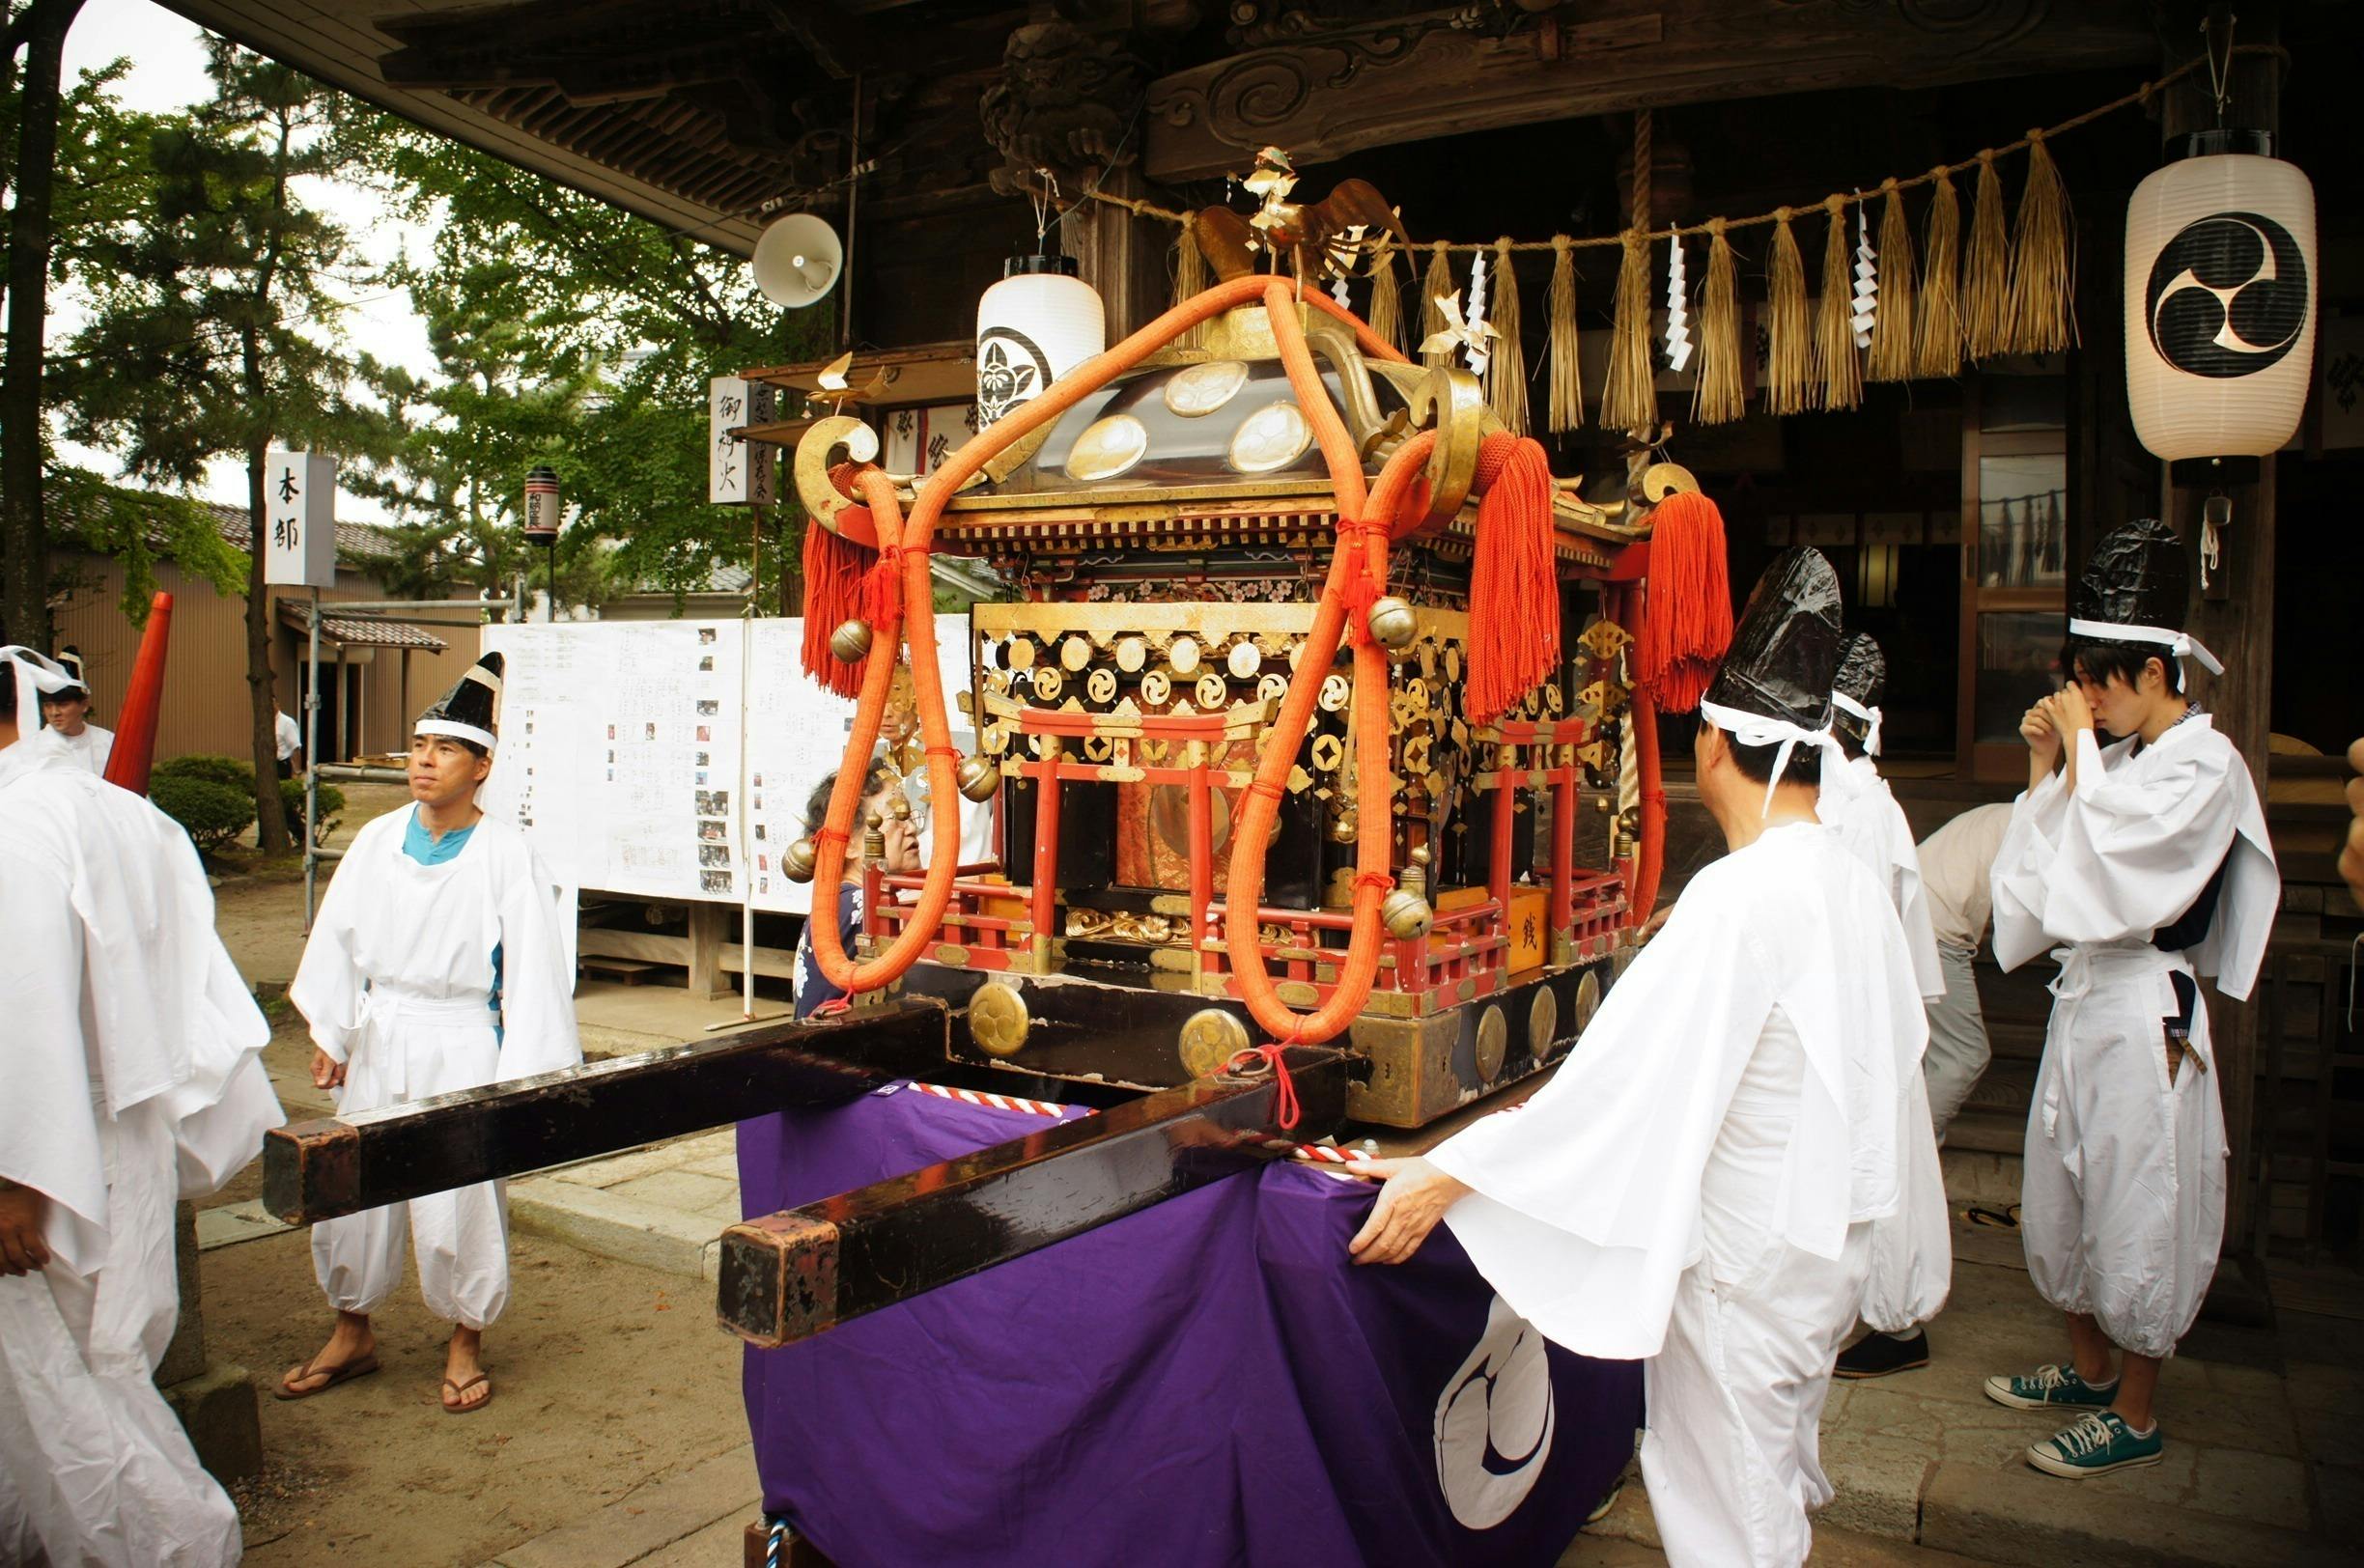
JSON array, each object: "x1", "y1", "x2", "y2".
[
  {"x1": 1815, "y1": 196, "x2": 1862, "y2": 411},
  {"x1": 1172, "y1": 221, "x2": 1208, "y2": 348},
  {"x1": 1544, "y1": 235, "x2": 1584, "y2": 433},
  {"x1": 1764, "y1": 208, "x2": 1813, "y2": 417},
  {"x1": 1963, "y1": 150, "x2": 2011, "y2": 361},
  {"x1": 1366, "y1": 237, "x2": 1405, "y2": 355},
  {"x1": 1914, "y1": 165, "x2": 1963, "y2": 378},
  {"x1": 1692, "y1": 218, "x2": 1744, "y2": 426},
  {"x1": 1484, "y1": 238, "x2": 1529, "y2": 434},
  {"x1": 2007, "y1": 128, "x2": 2077, "y2": 355},
  {"x1": 1420, "y1": 241, "x2": 1455, "y2": 367},
  {"x1": 1866, "y1": 179, "x2": 1917, "y2": 382},
  {"x1": 1599, "y1": 229, "x2": 1656, "y2": 434}
]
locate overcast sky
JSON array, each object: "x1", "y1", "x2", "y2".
[{"x1": 56, "y1": 0, "x2": 439, "y2": 518}]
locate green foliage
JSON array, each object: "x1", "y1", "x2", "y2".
[
  {"x1": 343, "y1": 116, "x2": 834, "y2": 607},
  {"x1": 150, "y1": 756, "x2": 258, "y2": 854},
  {"x1": 282, "y1": 775, "x2": 342, "y2": 846}
]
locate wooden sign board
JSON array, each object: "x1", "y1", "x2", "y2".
[{"x1": 262, "y1": 450, "x2": 338, "y2": 588}]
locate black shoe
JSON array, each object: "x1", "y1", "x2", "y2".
[{"x1": 1836, "y1": 1330, "x2": 1929, "y2": 1380}]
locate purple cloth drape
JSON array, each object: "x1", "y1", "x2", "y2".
[{"x1": 740, "y1": 1084, "x2": 1641, "y2": 1567}]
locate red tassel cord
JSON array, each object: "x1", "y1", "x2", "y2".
[
  {"x1": 799, "y1": 491, "x2": 879, "y2": 699},
  {"x1": 1464, "y1": 434, "x2": 1562, "y2": 730},
  {"x1": 1631, "y1": 490, "x2": 1732, "y2": 714}
]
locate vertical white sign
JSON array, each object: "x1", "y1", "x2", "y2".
[
  {"x1": 263, "y1": 450, "x2": 338, "y2": 587},
  {"x1": 709, "y1": 377, "x2": 777, "y2": 505}
]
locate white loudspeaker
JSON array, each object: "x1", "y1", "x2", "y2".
[
  {"x1": 2124, "y1": 130, "x2": 2317, "y2": 464},
  {"x1": 752, "y1": 214, "x2": 844, "y2": 308}
]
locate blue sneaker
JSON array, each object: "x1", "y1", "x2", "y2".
[
  {"x1": 2026, "y1": 1410, "x2": 2165, "y2": 1478},
  {"x1": 1984, "y1": 1361, "x2": 2119, "y2": 1411}
]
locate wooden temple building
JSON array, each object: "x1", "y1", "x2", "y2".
[{"x1": 192, "y1": 0, "x2": 2363, "y2": 1311}]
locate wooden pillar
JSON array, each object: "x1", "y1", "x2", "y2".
[
  {"x1": 686, "y1": 900, "x2": 727, "y2": 1000},
  {"x1": 334, "y1": 643, "x2": 350, "y2": 765},
  {"x1": 1057, "y1": 165, "x2": 1167, "y2": 343},
  {"x1": 2161, "y1": 16, "x2": 2278, "y2": 1261}
]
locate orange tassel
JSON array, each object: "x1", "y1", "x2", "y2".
[
  {"x1": 1465, "y1": 433, "x2": 1561, "y2": 729},
  {"x1": 800, "y1": 518, "x2": 875, "y2": 698},
  {"x1": 1633, "y1": 490, "x2": 1732, "y2": 714}
]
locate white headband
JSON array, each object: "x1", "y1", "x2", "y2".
[
  {"x1": 2067, "y1": 618, "x2": 2223, "y2": 678},
  {"x1": 1700, "y1": 698, "x2": 1843, "y2": 818},
  {"x1": 416, "y1": 717, "x2": 497, "y2": 750},
  {"x1": 1830, "y1": 690, "x2": 1883, "y2": 757}
]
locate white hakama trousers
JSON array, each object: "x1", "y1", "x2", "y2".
[
  {"x1": 2021, "y1": 944, "x2": 2226, "y2": 1359},
  {"x1": 311, "y1": 993, "x2": 512, "y2": 1330},
  {"x1": 0, "y1": 1099, "x2": 242, "y2": 1567},
  {"x1": 1641, "y1": 1223, "x2": 1872, "y2": 1568}
]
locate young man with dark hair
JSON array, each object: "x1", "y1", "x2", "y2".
[
  {"x1": 1, "y1": 647, "x2": 282, "y2": 1566},
  {"x1": 1984, "y1": 518, "x2": 2277, "y2": 1478},
  {"x1": 282, "y1": 653, "x2": 581, "y2": 1414},
  {"x1": 1343, "y1": 552, "x2": 1930, "y2": 1566},
  {"x1": 35, "y1": 647, "x2": 113, "y2": 776}
]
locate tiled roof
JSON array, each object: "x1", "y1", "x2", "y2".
[{"x1": 210, "y1": 502, "x2": 400, "y2": 568}]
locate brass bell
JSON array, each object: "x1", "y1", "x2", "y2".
[
  {"x1": 1330, "y1": 811, "x2": 1358, "y2": 845},
  {"x1": 782, "y1": 836, "x2": 819, "y2": 883},
  {"x1": 830, "y1": 619, "x2": 874, "y2": 664},
  {"x1": 1365, "y1": 596, "x2": 1418, "y2": 652},
  {"x1": 956, "y1": 755, "x2": 1000, "y2": 802},
  {"x1": 1380, "y1": 885, "x2": 1434, "y2": 941}
]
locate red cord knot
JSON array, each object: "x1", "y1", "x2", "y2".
[
  {"x1": 826, "y1": 461, "x2": 870, "y2": 500},
  {"x1": 1352, "y1": 870, "x2": 1396, "y2": 900},
  {"x1": 810, "y1": 995, "x2": 853, "y2": 1020},
  {"x1": 1224, "y1": 1043, "x2": 1302, "y2": 1132},
  {"x1": 1244, "y1": 777, "x2": 1287, "y2": 806},
  {"x1": 923, "y1": 744, "x2": 962, "y2": 764},
  {"x1": 814, "y1": 826, "x2": 852, "y2": 850}
]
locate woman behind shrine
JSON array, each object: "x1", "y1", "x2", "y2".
[
  {"x1": 280, "y1": 653, "x2": 582, "y2": 1414},
  {"x1": 1984, "y1": 518, "x2": 2275, "y2": 1478},
  {"x1": 791, "y1": 760, "x2": 920, "y2": 1020}
]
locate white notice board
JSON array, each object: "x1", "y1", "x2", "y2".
[{"x1": 480, "y1": 616, "x2": 977, "y2": 916}]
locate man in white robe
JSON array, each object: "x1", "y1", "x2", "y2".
[
  {"x1": 1984, "y1": 518, "x2": 2275, "y2": 1479},
  {"x1": 35, "y1": 647, "x2": 115, "y2": 777},
  {"x1": 1345, "y1": 553, "x2": 1928, "y2": 1567},
  {"x1": 1816, "y1": 635, "x2": 1952, "y2": 1380},
  {"x1": 0, "y1": 646, "x2": 284, "y2": 1568},
  {"x1": 281, "y1": 653, "x2": 580, "y2": 1414}
]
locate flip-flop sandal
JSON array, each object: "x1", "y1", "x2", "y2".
[
  {"x1": 274, "y1": 1352, "x2": 380, "y2": 1401},
  {"x1": 442, "y1": 1372, "x2": 493, "y2": 1414},
  {"x1": 1965, "y1": 1203, "x2": 2022, "y2": 1229}
]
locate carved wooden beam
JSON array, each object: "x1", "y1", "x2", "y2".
[
  {"x1": 717, "y1": 1048, "x2": 1350, "y2": 1347},
  {"x1": 262, "y1": 999, "x2": 950, "y2": 1224},
  {"x1": 1143, "y1": 0, "x2": 2157, "y2": 182}
]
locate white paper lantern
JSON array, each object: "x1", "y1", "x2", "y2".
[
  {"x1": 2124, "y1": 131, "x2": 2317, "y2": 465},
  {"x1": 975, "y1": 255, "x2": 1105, "y2": 427}
]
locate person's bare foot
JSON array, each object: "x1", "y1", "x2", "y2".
[
  {"x1": 442, "y1": 1325, "x2": 491, "y2": 1413},
  {"x1": 280, "y1": 1310, "x2": 377, "y2": 1397}
]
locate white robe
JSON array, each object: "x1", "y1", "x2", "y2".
[
  {"x1": 1990, "y1": 715, "x2": 2275, "y2": 1357},
  {"x1": 37, "y1": 721, "x2": 114, "y2": 777},
  {"x1": 1819, "y1": 753, "x2": 1953, "y2": 1332},
  {"x1": 290, "y1": 807, "x2": 580, "y2": 1329},
  {"x1": 0, "y1": 742, "x2": 281, "y2": 1568},
  {"x1": 1427, "y1": 823, "x2": 1927, "y2": 1567}
]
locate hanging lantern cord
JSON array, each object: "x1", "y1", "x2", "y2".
[{"x1": 2203, "y1": 10, "x2": 2237, "y2": 129}]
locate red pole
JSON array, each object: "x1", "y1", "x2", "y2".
[
  {"x1": 102, "y1": 591, "x2": 172, "y2": 796},
  {"x1": 1188, "y1": 755, "x2": 1212, "y2": 954},
  {"x1": 1029, "y1": 754, "x2": 1063, "y2": 968}
]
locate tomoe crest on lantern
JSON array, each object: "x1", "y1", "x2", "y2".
[{"x1": 2124, "y1": 131, "x2": 2318, "y2": 464}]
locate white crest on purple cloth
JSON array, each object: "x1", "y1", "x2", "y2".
[{"x1": 1433, "y1": 1294, "x2": 1557, "y2": 1528}]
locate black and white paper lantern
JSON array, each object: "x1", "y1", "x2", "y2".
[
  {"x1": 975, "y1": 254, "x2": 1105, "y2": 428},
  {"x1": 2124, "y1": 130, "x2": 2317, "y2": 466}
]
